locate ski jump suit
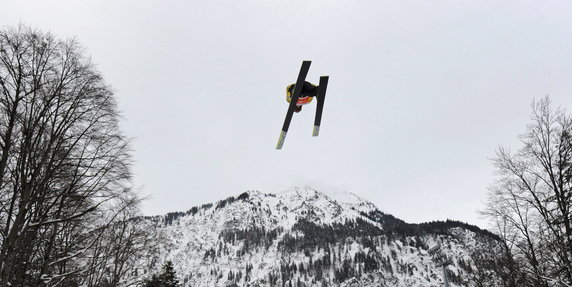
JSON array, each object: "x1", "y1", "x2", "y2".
[{"x1": 286, "y1": 81, "x2": 318, "y2": 112}]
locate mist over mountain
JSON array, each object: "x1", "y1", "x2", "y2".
[{"x1": 140, "y1": 187, "x2": 504, "y2": 287}]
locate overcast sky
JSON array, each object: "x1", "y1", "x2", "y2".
[{"x1": 2, "y1": 0, "x2": 572, "y2": 229}]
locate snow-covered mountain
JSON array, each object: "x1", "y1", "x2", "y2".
[{"x1": 141, "y1": 186, "x2": 504, "y2": 287}]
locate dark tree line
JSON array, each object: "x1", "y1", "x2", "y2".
[
  {"x1": 279, "y1": 218, "x2": 383, "y2": 253},
  {"x1": 198, "y1": 213, "x2": 502, "y2": 286},
  {"x1": 220, "y1": 226, "x2": 282, "y2": 253},
  {"x1": 362, "y1": 210, "x2": 501, "y2": 240}
]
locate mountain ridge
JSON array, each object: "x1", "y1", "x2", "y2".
[{"x1": 140, "y1": 186, "x2": 504, "y2": 286}]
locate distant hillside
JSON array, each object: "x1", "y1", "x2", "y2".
[{"x1": 140, "y1": 187, "x2": 506, "y2": 287}]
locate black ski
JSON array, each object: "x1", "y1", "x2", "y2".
[
  {"x1": 276, "y1": 61, "x2": 311, "y2": 149},
  {"x1": 312, "y1": 76, "x2": 329, "y2": 136}
]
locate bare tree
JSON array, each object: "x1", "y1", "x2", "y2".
[
  {"x1": 468, "y1": 233, "x2": 524, "y2": 287},
  {"x1": 0, "y1": 25, "x2": 148, "y2": 286},
  {"x1": 83, "y1": 196, "x2": 159, "y2": 287},
  {"x1": 482, "y1": 96, "x2": 572, "y2": 287}
]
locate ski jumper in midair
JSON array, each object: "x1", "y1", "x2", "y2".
[
  {"x1": 286, "y1": 81, "x2": 318, "y2": 113},
  {"x1": 276, "y1": 60, "x2": 329, "y2": 150}
]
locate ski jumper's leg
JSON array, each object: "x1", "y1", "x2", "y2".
[{"x1": 301, "y1": 81, "x2": 319, "y2": 98}]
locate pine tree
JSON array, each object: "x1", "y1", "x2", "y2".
[
  {"x1": 161, "y1": 261, "x2": 180, "y2": 286},
  {"x1": 143, "y1": 275, "x2": 162, "y2": 287},
  {"x1": 143, "y1": 261, "x2": 180, "y2": 287}
]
